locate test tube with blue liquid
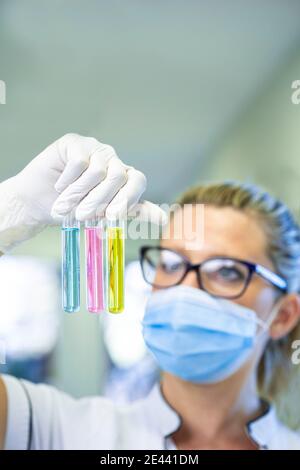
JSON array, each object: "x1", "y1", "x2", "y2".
[{"x1": 62, "y1": 211, "x2": 80, "y2": 313}]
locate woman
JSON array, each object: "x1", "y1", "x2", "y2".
[
  {"x1": 140, "y1": 186, "x2": 300, "y2": 449},
  {"x1": 0, "y1": 134, "x2": 299, "y2": 449}
]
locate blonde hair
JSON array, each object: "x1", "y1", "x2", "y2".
[{"x1": 177, "y1": 181, "x2": 300, "y2": 427}]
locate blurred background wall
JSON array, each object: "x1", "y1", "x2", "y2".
[{"x1": 1, "y1": 0, "x2": 300, "y2": 422}]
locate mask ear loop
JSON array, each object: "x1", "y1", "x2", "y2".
[{"x1": 255, "y1": 295, "x2": 285, "y2": 335}]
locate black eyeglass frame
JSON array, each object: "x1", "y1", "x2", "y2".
[{"x1": 139, "y1": 245, "x2": 288, "y2": 299}]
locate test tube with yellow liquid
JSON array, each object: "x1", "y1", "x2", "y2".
[{"x1": 106, "y1": 219, "x2": 125, "y2": 313}]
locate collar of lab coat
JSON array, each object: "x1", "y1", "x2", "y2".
[
  {"x1": 144, "y1": 381, "x2": 281, "y2": 449},
  {"x1": 246, "y1": 400, "x2": 277, "y2": 449}
]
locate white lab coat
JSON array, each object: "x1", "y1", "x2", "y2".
[{"x1": 3, "y1": 374, "x2": 300, "y2": 450}]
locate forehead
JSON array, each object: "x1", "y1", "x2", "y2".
[{"x1": 161, "y1": 205, "x2": 271, "y2": 267}]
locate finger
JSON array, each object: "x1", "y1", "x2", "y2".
[
  {"x1": 75, "y1": 158, "x2": 128, "y2": 221},
  {"x1": 54, "y1": 158, "x2": 89, "y2": 194},
  {"x1": 105, "y1": 168, "x2": 146, "y2": 219},
  {"x1": 128, "y1": 200, "x2": 168, "y2": 225},
  {"x1": 54, "y1": 134, "x2": 117, "y2": 193},
  {"x1": 54, "y1": 134, "x2": 90, "y2": 192},
  {"x1": 51, "y1": 151, "x2": 109, "y2": 217}
]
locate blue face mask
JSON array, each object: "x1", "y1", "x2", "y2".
[{"x1": 142, "y1": 285, "x2": 273, "y2": 384}]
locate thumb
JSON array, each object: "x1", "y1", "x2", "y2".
[{"x1": 127, "y1": 200, "x2": 168, "y2": 225}]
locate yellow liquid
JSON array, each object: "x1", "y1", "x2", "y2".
[{"x1": 107, "y1": 227, "x2": 124, "y2": 313}]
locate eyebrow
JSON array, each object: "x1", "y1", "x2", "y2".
[
  {"x1": 160, "y1": 244, "x2": 244, "y2": 261},
  {"x1": 159, "y1": 244, "x2": 272, "y2": 270}
]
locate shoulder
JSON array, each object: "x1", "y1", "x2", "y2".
[
  {"x1": 247, "y1": 402, "x2": 300, "y2": 450},
  {"x1": 263, "y1": 409, "x2": 300, "y2": 450},
  {"x1": 274, "y1": 420, "x2": 300, "y2": 450}
]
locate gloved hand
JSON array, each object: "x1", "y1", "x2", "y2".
[{"x1": 0, "y1": 133, "x2": 167, "y2": 253}]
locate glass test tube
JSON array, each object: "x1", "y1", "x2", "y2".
[
  {"x1": 62, "y1": 212, "x2": 80, "y2": 313},
  {"x1": 85, "y1": 217, "x2": 105, "y2": 313},
  {"x1": 107, "y1": 219, "x2": 125, "y2": 313}
]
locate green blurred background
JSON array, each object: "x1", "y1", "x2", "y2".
[{"x1": 1, "y1": 0, "x2": 300, "y2": 423}]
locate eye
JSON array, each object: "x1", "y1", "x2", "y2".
[
  {"x1": 217, "y1": 266, "x2": 244, "y2": 282},
  {"x1": 203, "y1": 259, "x2": 248, "y2": 285},
  {"x1": 160, "y1": 260, "x2": 185, "y2": 273},
  {"x1": 159, "y1": 256, "x2": 185, "y2": 273},
  {"x1": 158, "y1": 251, "x2": 186, "y2": 274}
]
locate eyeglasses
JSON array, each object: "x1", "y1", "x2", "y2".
[{"x1": 140, "y1": 246, "x2": 287, "y2": 299}]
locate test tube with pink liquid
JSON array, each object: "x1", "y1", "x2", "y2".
[{"x1": 85, "y1": 217, "x2": 105, "y2": 313}]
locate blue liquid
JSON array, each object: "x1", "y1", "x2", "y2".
[{"x1": 62, "y1": 227, "x2": 80, "y2": 313}]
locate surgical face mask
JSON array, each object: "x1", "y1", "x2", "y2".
[{"x1": 142, "y1": 285, "x2": 278, "y2": 384}]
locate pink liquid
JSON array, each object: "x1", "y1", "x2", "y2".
[{"x1": 85, "y1": 227, "x2": 104, "y2": 313}]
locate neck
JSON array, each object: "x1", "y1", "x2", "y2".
[{"x1": 161, "y1": 366, "x2": 262, "y2": 443}]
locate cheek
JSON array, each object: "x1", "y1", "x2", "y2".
[
  {"x1": 254, "y1": 288, "x2": 277, "y2": 319},
  {"x1": 236, "y1": 286, "x2": 276, "y2": 322}
]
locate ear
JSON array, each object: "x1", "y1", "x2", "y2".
[{"x1": 269, "y1": 293, "x2": 300, "y2": 340}]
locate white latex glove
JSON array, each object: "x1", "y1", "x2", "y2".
[{"x1": 0, "y1": 133, "x2": 167, "y2": 253}]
